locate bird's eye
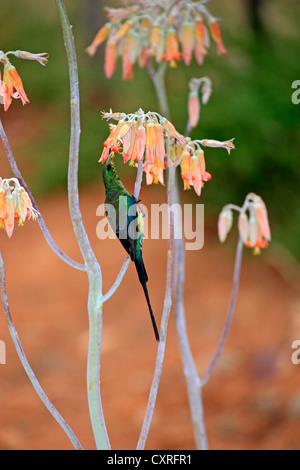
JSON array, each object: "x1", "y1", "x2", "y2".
[{"x1": 107, "y1": 164, "x2": 111, "y2": 171}]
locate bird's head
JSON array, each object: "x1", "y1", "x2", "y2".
[{"x1": 102, "y1": 153, "x2": 123, "y2": 192}]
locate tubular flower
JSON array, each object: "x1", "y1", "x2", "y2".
[
  {"x1": 180, "y1": 22, "x2": 195, "y2": 66},
  {"x1": 194, "y1": 18, "x2": 207, "y2": 65},
  {"x1": 218, "y1": 194, "x2": 271, "y2": 254},
  {"x1": 201, "y1": 138, "x2": 235, "y2": 154},
  {"x1": 86, "y1": 23, "x2": 112, "y2": 56},
  {"x1": 209, "y1": 19, "x2": 227, "y2": 55},
  {"x1": 86, "y1": 1, "x2": 228, "y2": 79},
  {"x1": 0, "y1": 178, "x2": 39, "y2": 238},
  {"x1": 100, "y1": 109, "x2": 233, "y2": 194},
  {"x1": 0, "y1": 49, "x2": 48, "y2": 111},
  {"x1": 180, "y1": 150, "x2": 193, "y2": 190},
  {"x1": 162, "y1": 27, "x2": 181, "y2": 64},
  {"x1": 144, "y1": 157, "x2": 166, "y2": 186},
  {"x1": 136, "y1": 125, "x2": 146, "y2": 161},
  {"x1": 2, "y1": 63, "x2": 29, "y2": 111},
  {"x1": 190, "y1": 155, "x2": 202, "y2": 196},
  {"x1": 104, "y1": 40, "x2": 118, "y2": 79}
]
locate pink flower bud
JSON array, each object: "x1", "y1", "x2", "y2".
[
  {"x1": 249, "y1": 212, "x2": 258, "y2": 247},
  {"x1": 254, "y1": 196, "x2": 271, "y2": 241},
  {"x1": 4, "y1": 193, "x2": 14, "y2": 238},
  {"x1": 188, "y1": 91, "x2": 200, "y2": 128},
  {"x1": 218, "y1": 209, "x2": 233, "y2": 243},
  {"x1": 238, "y1": 212, "x2": 249, "y2": 243}
]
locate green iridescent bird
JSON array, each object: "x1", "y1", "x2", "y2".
[{"x1": 102, "y1": 155, "x2": 160, "y2": 342}]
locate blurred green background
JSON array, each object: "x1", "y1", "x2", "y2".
[{"x1": 0, "y1": 0, "x2": 299, "y2": 257}]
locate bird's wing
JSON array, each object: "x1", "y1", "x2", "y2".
[{"x1": 117, "y1": 193, "x2": 138, "y2": 261}]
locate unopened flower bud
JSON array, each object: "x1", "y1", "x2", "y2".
[
  {"x1": 218, "y1": 208, "x2": 233, "y2": 243},
  {"x1": 238, "y1": 212, "x2": 249, "y2": 243},
  {"x1": 188, "y1": 91, "x2": 200, "y2": 128}
]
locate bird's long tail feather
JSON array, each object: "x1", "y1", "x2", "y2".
[{"x1": 135, "y1": 256, "x2": 160, "y2": 342}]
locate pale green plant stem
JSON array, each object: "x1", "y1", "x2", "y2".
[
  {"x1": 147, "y1": 61, "x2": 209, "y2": 449},
  {"x1": 172, "y1": 179, "x2": 208, "y2": 450},
  {"x1": 201, "y1": 239, "x2": 244, "y2": 386},
  {"x1": 56, "y1": 0, "x2": 109, "y2": 450},
  {"x1": 0, "y1": 250, "x2": 83, "y2": 450},
  {"x1": 147, "y1": 62, "x2": 170, "y2": 120},
  {"x1": 137, "y1": 160, "x2": 175, "y2": 450},
  {"x1": 102, "y1": 256, "x2": 130, "y2": 303}
]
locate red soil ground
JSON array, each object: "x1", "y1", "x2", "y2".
[{"x1": 0, "y1": 110, "x2": 300, "y2": 450}]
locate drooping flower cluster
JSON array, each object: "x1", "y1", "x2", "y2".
[
  {"x1": 218, "y1": 193, "x2": 271, "y2": 254},
  {"x1": 100, "y1": 109, "x2": 235, "y2": 194},
  {"x1": 0, "y1": 50, "x2": 48, "y2": 111},
  {"x1": 86, "y1": 0, "x2": 227, "y2": 80},
  {"x1": 0, "y1": 178, "x2": 39, "y2": 238}
]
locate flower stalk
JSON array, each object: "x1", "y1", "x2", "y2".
[
  {"x1": 137, "y1": 148, "x2": 175, "y2": 450},
  {"x1": 56, "y1": 0, "x2": 109, "y2": 450}
]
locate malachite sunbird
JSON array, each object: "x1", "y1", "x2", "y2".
[{"x1": 102, "y1": 155, "x2": 160, "y2": 342}]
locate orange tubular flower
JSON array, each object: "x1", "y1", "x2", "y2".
[
  {"x1": 180, "y1": 150, "x2": 192, "y2": 190},
  {"x1": 194, "y1": 19, "x2": 207, "y2": 65},
  {"x1": 181, "y1": 22, "x2": 195, "y2": 66},
  {"x1": 254, "y1": 195, "x2": 271, "y2": 242},
  {"x1": 121, "y1": 34, "x2": 134, "y2": 80},
  {"x1": 145, "y1": 121, "x2": 156, "y2": 164},
  {"x1": 209, "y1": 20, "x2": 227, "y2": 55},
  {"x1": 123, "y1": 121, "x2": 137, "y2": 163},
  {"x1": 162, "y1": 27, "x2": 181, "y2": 63},
  {"x1": 190, "y1": 155, "x2": 202, "y2": 196},
  {"x1": 101, "y1": 120, "x2": 126, "y2": 160},
  {"x1": 0, "y1": 179, "x2": 38, "y2": 237},
  {"x1": 150, "y1": 23, "x2": 160, "y2": 55},
  {"x1": 113, "y1": 21, "x2": 132, "y2": 41},
  {"x1": 136, "y1": 125, "x2": 146, "y2": 161},
  {"x1": 104, "y1": 40, "x2": 118, "y2": 79},
  {"x1": 104, "y1": 120, "x2": 124, "y2": 144},
  {"x1": 86, "y1": 23, "x2": 111, "y2": 57},
  {"x1": 0, "y1": 187, "x2": 6, "y2": 218},
  {"x1": 144, "y1": 158, "x2": 165, "y2": 186},
  {"x1": 161, "y1": 118, "x2": 187, "y2": 145},
  {"x1": 122, "y1": 125, "x2": 133, "y2": 156},
  {"x1": 3, "y1": 64, "x2": 29, "y2": 111},
  {"x1": 154, "y1": 123, "x2": 165, "y2": 162}
]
